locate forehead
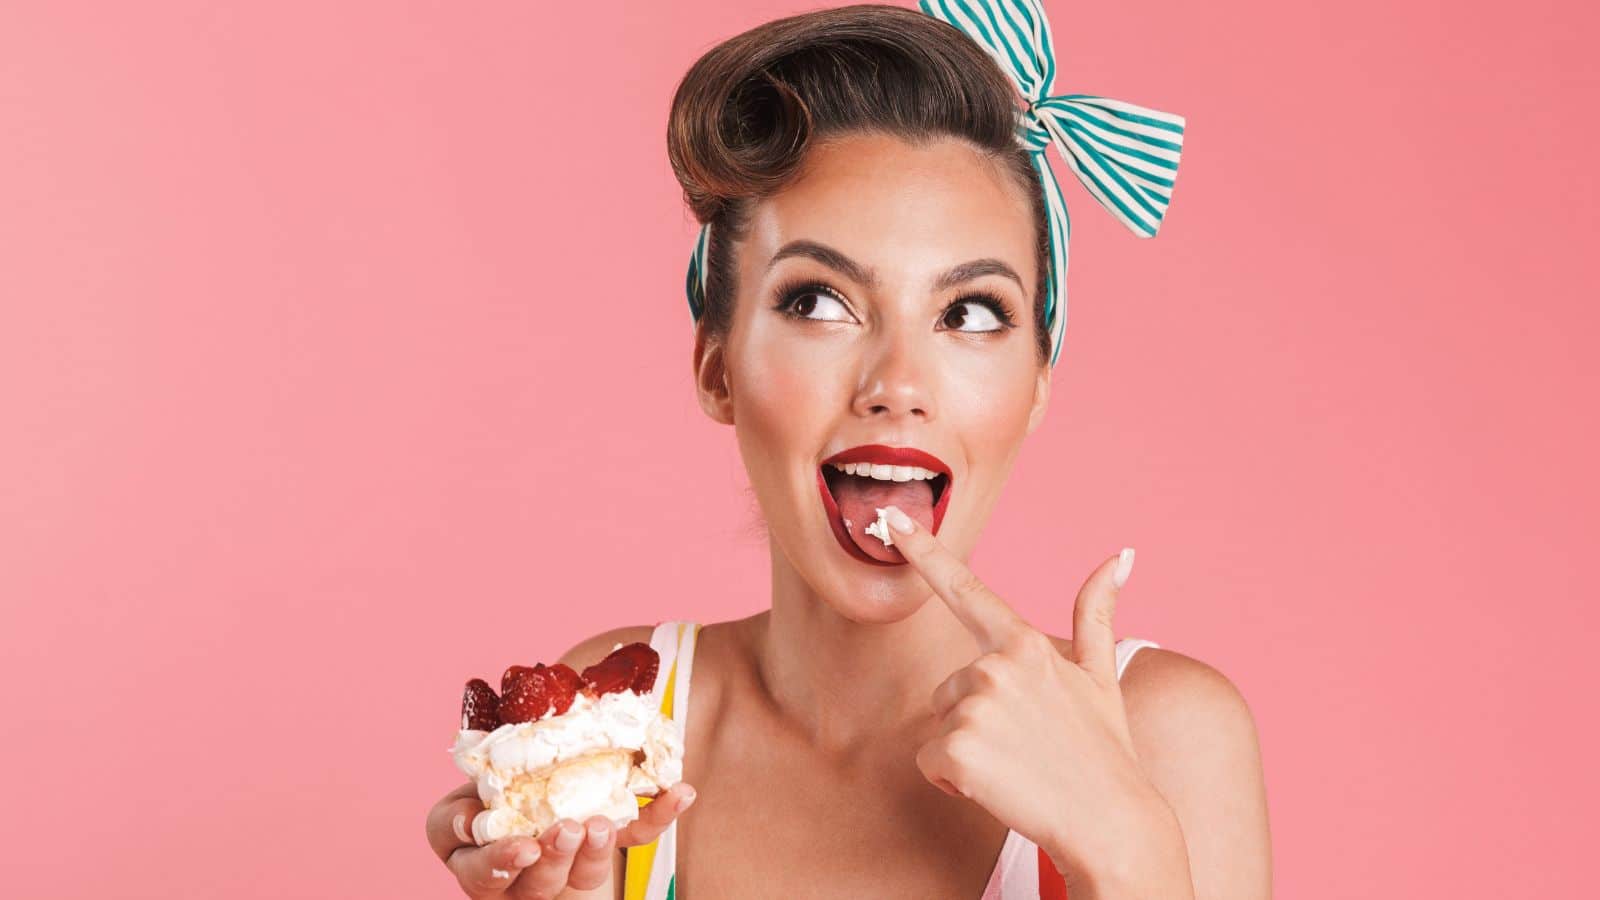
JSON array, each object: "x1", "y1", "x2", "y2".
[{"x1": 742, "y1": 132, "x2": 1035, "y2": 283}]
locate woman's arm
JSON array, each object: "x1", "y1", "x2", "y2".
[{"x1": 1104, "y1": 648, "x2": 1273, "y2": 899}]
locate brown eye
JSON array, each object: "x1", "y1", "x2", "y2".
[
  {"x1": 779, "y1": 287, "x2": 853, "y2": 322},
  {"x1": 942, "y1": 299, "x2": 1006, "y2": 333}
]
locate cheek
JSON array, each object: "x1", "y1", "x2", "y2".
[
  {"x1": 727, "y1": 324, "x2": 839, "y2": 492},
  {"x1": 948, "y1": 365, "x2": 1037, "y2": 464}
]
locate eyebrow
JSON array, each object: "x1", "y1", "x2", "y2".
[{"x1": 766, "y1": 239, "x2": 1025, "y2": 293}]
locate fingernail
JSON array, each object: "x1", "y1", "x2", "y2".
[
  {"x1": 451, "y1": 813, "x2": 470, "y2": 844},
  {"x1": 587, "y1": 822, "x2": 609, "y2": 848},
  {"x1": 514, "y1": 843, "x2": 540, "y2": 868},
  {"x1": 885, "y1": 506, "x2": 914, "y2": 534},
  {"x1": 1112, "y1": 547, "x2": 1135, "y2": 588},
  {"x1": 678, "y1": 787, "x2": 697, "y2": 811},
  {"x1": 556, "y1": 824, "x2": 582, "y2": 852}
]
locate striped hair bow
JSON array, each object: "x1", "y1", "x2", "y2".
[{"x1": 684, "y1": 0, "x2": 1186, "y2": 368}]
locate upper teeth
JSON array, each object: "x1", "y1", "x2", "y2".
[{"x1": 827, "y1": 462, "x2": 942, "y2": 482}]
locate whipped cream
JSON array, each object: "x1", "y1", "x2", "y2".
[
  {"x1": 864, "y1": 506, "x2": 895, "y2": 546},
  {"x1": 452, "y1": 688, "x2": 684, "y2": 843}
]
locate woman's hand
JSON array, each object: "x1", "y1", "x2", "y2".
[
  {"x1": 425, "y1": 780, "x2": 698, "y2": 898},
  {"x1": 878, "y1": 505, "x2": 1188, "y2": 892}
]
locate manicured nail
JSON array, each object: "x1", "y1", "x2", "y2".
[
  {"x1": 885, "y1": 506, "x2": 915, "y2": 534},
  {"x1": 678, "y1": 787, "x2": 697, "y2": 811},
  {"x1": 587, "y1": 822, "x2": 609, "y2": 848},
  {"x1": 1112, "y1": 547, "x2": 1135, "y2": 588},
  {"x1": 451, "y1": 812, "x2": 470, "y2": 844},
  {"x1": 555, "y1": 824, "x2": 582, "y2": 852},
  {"x1": 513, "y1": 843, "x2": 540, "y2": 868}
]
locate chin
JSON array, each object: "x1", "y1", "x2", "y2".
[{"x1": 797, "y1": 544, "x2": 939, "y2": 625}]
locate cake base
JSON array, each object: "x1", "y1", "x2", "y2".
[{"x1": 471, "y1": 747, "x2": 650, "y2": 843}]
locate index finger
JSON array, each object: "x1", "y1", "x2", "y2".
[{"x1": 879, "y1": 505, "x2": 1028, "y2": 652}]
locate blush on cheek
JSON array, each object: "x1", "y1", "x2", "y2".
[
  {"x1": 954, "y1": 362, "x2": 1036, "y2": 447},
  {"x1": 733, "y1": 343, "x2": 835, "y2": 460},
  {"x1": 727, "y1": 343, "x2": 838, "y2": 540}
]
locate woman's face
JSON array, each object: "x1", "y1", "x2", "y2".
[{"x1": 697, "y1": 132, "x2": 1050, "y2": 623}]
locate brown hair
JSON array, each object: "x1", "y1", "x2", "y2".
[{"x1": 666, "y1": 3, "x2": 1051, "y2": 366}]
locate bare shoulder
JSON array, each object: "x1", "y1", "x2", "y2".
[
  {"x1": 556, "y1": 623, "x2": 656, "y2": 670},
  {"x1": 1115, "y1": 645, "x2": 1260, "y2": 746},
  {"x1": 1042, "y1": 634, "x2": 1256, "y2": 729},
  {"x1": 1055, "y1": 637, "x2": 1272, "y2": 899}
]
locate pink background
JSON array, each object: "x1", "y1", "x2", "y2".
[{"x1": 2, "y1": 1, "x2": 1595, "y2": 896}]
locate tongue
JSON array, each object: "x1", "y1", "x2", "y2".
[{"x1": 834, "y1": 475, "x2": 935, "y2": 562}]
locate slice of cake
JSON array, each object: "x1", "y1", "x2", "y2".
[{"x1": 450, "y1": 642, "x2": 684, "y2": 843}]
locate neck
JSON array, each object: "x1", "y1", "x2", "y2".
[{"x1": 747, "y1": 539, "x2": 983, "y2": 756}]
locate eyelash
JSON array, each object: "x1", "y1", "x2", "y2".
[{"x1": 770, "y1": 279, "x2": 1019, "y2": 330}]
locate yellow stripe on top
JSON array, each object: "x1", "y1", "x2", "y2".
[{"x1": 622, "y1": 622, "x2": 685, "y2": 900}]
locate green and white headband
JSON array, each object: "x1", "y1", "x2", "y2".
[{"x1": 684, "y1": 0, "x2": 1186, "y2": 368}]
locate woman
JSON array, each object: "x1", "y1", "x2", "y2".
[{"x1": 425, "y1": 2, "x2": 1271, "y2": 897}]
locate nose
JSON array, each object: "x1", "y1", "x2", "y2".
[{"x1": 851, "y1": 332, "x2": 936, "y2": 422}]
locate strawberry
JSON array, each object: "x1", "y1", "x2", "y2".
[
  {"x1": 461, "y1": 678, "x2": 500, "y2": 730},
  {"x1": 580, "y1": 653, "x2": 636, "y2": 697},
  {"x1": 498, "y1": 664, "x2": 550, "y2": 723},
  {"x1": 544, "y1": 663, "x2": 582, "y2": 714},
  {"x1": 626, "y1": 645, "x2": 659, "y2": 694},
  {"x1": 501, "y1": 665, "x2": 538, "y2": 696},
  {"x1": 581, "y1": 642, "x2": 658, "y2": 697}
]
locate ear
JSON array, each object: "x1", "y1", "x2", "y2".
[
  {"x1": 692, "y1": 322, "x2": 735, "y2": 425},
  {"x1": 1024, "y1": 363, "x2": 1050, "y2": 436}
]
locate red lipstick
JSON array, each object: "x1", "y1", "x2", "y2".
[{"x1": 820, "y1": 444, "x2": 953, "y2": 476}]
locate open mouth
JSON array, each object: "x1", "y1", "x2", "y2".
[{"x1": 815, "y1": 444, "x2": 953, "y2": 566}]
